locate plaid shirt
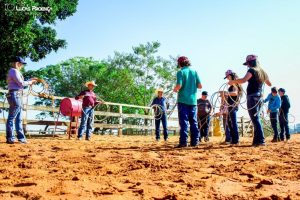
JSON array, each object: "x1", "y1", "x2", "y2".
[{"x1": 75, "y1": 90, "x2": 98, "y2": 107}]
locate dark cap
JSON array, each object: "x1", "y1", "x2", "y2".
[
  {"x1": 278, "y1": 88, "x2": 286, "y2": 93},
  {"x1": 271, "y1": 87, "x2": 277, "y2": 93},
  {"x1": 13, "y1": 56, "x2": 27, "y2": 64},
  {"x1": 202, "y1": 91, "x2": 208, "y2": 96}
]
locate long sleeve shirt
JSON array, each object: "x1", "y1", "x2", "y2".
[
  {"x1": 151, "y1": 97, "x2": 169, "y2": 113},
  {"x1": 279, "y1": 95, "x2": 291, "y2": 115},
  {"x1": 264, "y1": 93, "x2": 281, "y2": 113},
  {"x1": 7, "y1": 68, "x2": 32, "y2": 90},
  {"x1": 75, "y1": 90, "x2": 98, "y2": 108}
]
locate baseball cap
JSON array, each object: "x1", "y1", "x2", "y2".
[
  {"x1": 13, "y1": 56, "x2": 27, "y2": 64},
  {"x1": 243, "y1": 55, "x2": 257, "y2": 65},
  {"x1": 224, "y1": 70, "x2": 233, "y2": 79}
]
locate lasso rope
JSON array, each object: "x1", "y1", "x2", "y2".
[{"x1": 210, "y1": 82, "x2": 296, "y2": 139}]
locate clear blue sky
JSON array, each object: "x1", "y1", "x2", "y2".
[{"x1": 26, "y1": 0, "x2": 300, "y2": 124}]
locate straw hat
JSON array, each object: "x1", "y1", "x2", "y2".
[
  {"x1": 155, "y1": 88, "x2": 164, "y2": 95},
  {"x1": 85, "y1": 80, "x2": 97, "y2": 87}
]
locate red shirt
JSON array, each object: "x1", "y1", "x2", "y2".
[{"x1": 75, "y1": 90, "x2": 98, "y2": 107}]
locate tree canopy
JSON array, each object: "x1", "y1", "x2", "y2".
[
  {"x1": 0, "y1": 0, "x2": 78, "y2": 85},
  {"x1": 25, "y1": 42, "x2": 177, "y2": 109}
]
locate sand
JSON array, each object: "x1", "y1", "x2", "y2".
[{"x1": 0, "y1": 134, "x2": 299, "y2": 200}]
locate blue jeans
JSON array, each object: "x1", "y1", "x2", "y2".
[
  {"x1": 6, "y1": 91, "x2": 26, "y2": 143},
  {"x1": 223, "y1": 114, "x2": 231, "y2": 142},
  {"x1": 78, "y1": 107, "x2": 94, "y2": 139},
  {"x1": 247, "y1": 94, "x2": 265, "y2": 145},
  {"x1": 270, "y1": 112, "x2": 279, "y2": 139},
  {"x1": 228, "y1": 108, "x2": 239, "y2": 144},
  {"x1": 155, "y1": 113, "x2": 168, "y2": 140},
  {"x1": 178, "y1": 103, "x2": 200, "y2": 146},
  {"x1": 279, "y1": 113, "x2": 290, "y2": 140},
  {"x1": 198, "y1": 115, "x2": 210, "y2": 139}
]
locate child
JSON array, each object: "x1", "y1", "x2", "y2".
[
  {"x1": 221, "y1": 70, "x2": 243, "y2": 145},
  {"x1": 75, "y1": 81, "x2": 100, "y2": 140},
  {"x1": 151, "y1": 88, "x2": 169, "y2": 141},
  {"x1": 264, "y1": 87, "x2": 281, "y2": 142},
  {"x1": 197, "y1": 91, "x2": 212, "y2": 142},
  {"x1": 278, "y1": 88, "x2": 291, "y2": 141}
]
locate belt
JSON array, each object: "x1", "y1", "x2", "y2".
[
  {"x1": 247, "y1": 92, "x2": 262, "y2": 97},
  {"x1": 8, "y1": 89, "x2": 23, "y2": 93},
  {"x1": 83, "y1": 105, "x2": 93, "y2": 108}
]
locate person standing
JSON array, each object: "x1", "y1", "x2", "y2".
[
  {"x1": 264, "y1": 87, "x2": 281, "y2": 142},
  {"x1": 228, "y1": 55, "x2": 272, "y2": 146},
  {"x1": 173, "y1": 56, "x2": 202, "y2": 147},
  {"x1": 197, "y1": 91, "x2": 212, "y2": 142},
  {"x1": 151, "y1": 88, "x2": 169, "y2": 141},
  {"x1": 76, "y1": 81, "x2": 100, "y2": 141},
  {"x1": 221, "y1": 70, "x2": 243, "y2": 145},
  {"x1": 278, "y1": 88, "x2": 291, "y2": 141},
  {"x1": 6, "y1": 57, "x2": 36, "y2": 144}
]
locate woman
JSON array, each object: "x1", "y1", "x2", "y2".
[
  {"x1": 6, "y1": 57, "x2": 36, "y2": 144},
  {"x1": 221, "y1": 70, "x2": 243, "y2": 145},
  {"x1": 228, "y1": 55, "x2": 271, "y2": 146}
]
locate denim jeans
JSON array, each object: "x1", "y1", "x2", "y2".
[
  {"x1": 227, "y1": 108, "x2": 239, "y2": 144},
  {"x1": 178, "y1": 102, "x2": 200, "y2": 146},
  {"x1": 223, "y1": 114, "x2": 231, "y2": 142},
  {"x1": 270, "y1": 112, "x2": 279, "y2": 140},
  {"x1": 198, "y1": 115, "x2": 210, "y2": 139},
  {"x1": 247, "y1": 94, "x2": 265, "y2": 145},
  {"x1": 155, "y1": 113, "x2": 168, "y2": 140},
  {"x1": 6, "y1": 91, "x2": 26, "y2": 143},
  {"x1": 78, "y1": 107, "x2": 94, "y2": 139},
  {"x1": 279, "y1": 113, "x2": 290, "y2": 140}
]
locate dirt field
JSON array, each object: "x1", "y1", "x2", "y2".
[{"x1": 0, "y1": 133, "x2": 299, "y2": 200}]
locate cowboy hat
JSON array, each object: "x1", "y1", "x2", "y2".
[
  {"x1": 85, "y1": 80, "x2": 97, "y2": 87},
  {"x1": 155, "y1": 88, "x2": 164, "y2": 95}
]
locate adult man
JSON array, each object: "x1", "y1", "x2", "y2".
[
  {"x1": 173, "y1": 56, "x2": 202, "y2": 147},
  {"x1": 75, "y1": 81, "x2": 100, "y2": 141},
  {"x1": 151, "y1": 88, "x2": 169, "y2": 141}
]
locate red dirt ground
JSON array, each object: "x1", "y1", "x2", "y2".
[{"x1": 0, "y1": 134, "x2": 299, "y2": 200}]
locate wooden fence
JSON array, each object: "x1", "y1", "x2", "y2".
[{"x1": 0, "y1": 89, "x2": 253, "y2": 137}]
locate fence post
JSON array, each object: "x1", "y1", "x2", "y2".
[
  {"x1": 150, "y1": 108, "x2": 155, "y2": 136},
  {"x1": 118, "y1": 105, "x2": 123, "y2": 136},
  {"x1": 241, "y1": 116, "x2": 244, "y2": 137}
]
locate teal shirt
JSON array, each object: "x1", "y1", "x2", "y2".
[{"x1": 176, "y1": 66, "x2": 201, "y2": 105}]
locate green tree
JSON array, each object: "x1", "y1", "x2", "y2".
[
  {"x1": 0, "y1": 0, "x2": 78, "y2": 85},
  {"x1": 25, "y1": 42, "x2": 178, "y2": 131},
  {"x1": 107, "y1": 41, "x2": 177, "y2": 108}
]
